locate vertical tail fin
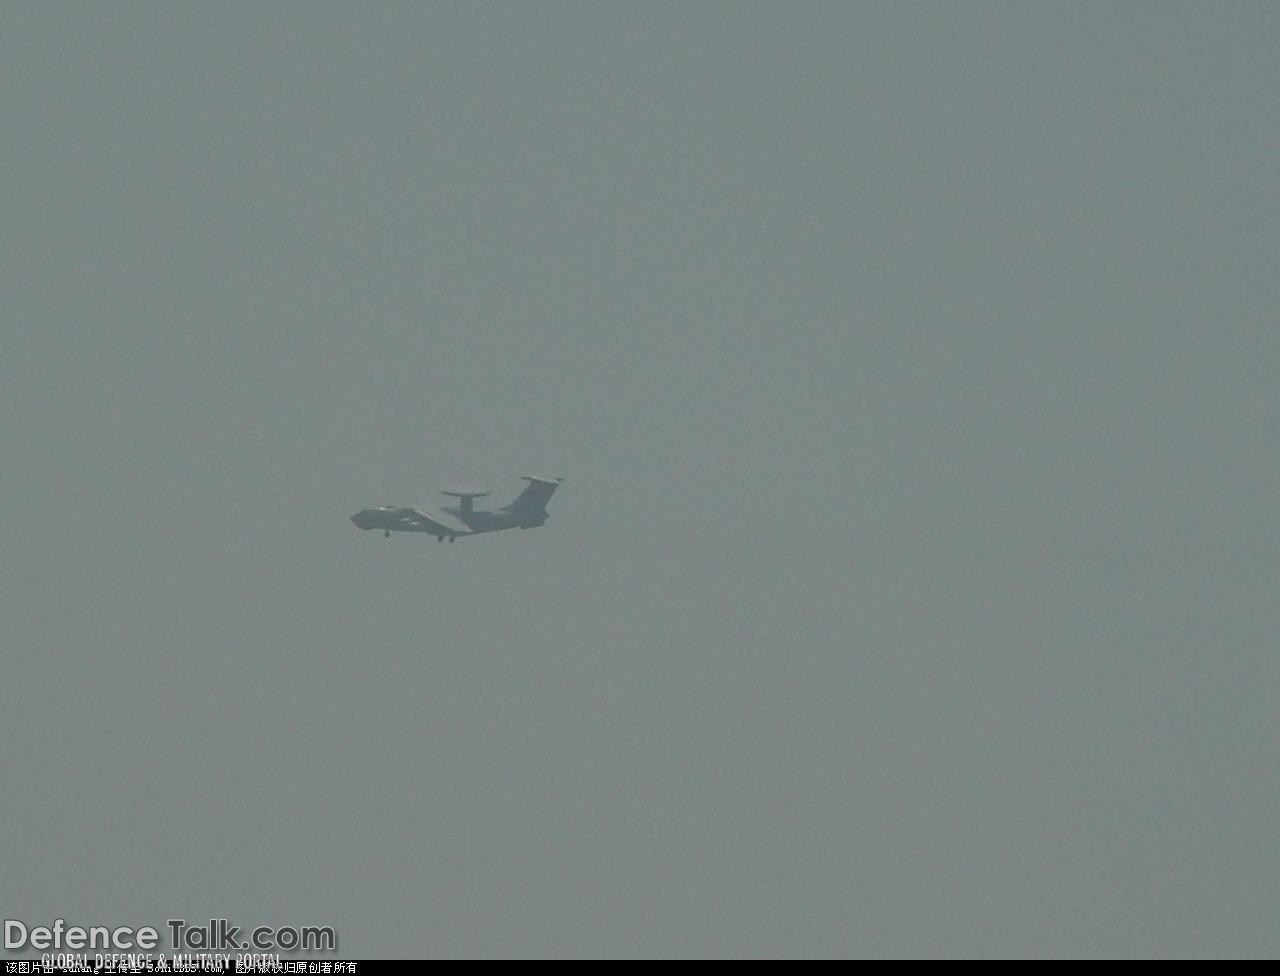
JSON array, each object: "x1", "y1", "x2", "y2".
[{"x1": 502, "y1": 476, "x2": 563, "y2": 514}]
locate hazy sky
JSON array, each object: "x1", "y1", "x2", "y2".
[{"x1": 3, "y1": 2, "x2": 1277, "y2": 958}]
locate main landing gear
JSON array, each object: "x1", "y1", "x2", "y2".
[{"x1": 384, "y1": 530, "x2": 390, "y2": 538}]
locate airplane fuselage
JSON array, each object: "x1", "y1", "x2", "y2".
[{"x1": 350, "y1": 506, "x2": 545, "y2": 537}]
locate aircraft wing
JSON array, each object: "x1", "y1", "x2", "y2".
[{"x1": 404, "y1": 506, "x2": 473, "y2": 536}]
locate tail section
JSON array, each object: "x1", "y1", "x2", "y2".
[{"x1": 502, "y1": 476, "x2": 563, "y2": 516}]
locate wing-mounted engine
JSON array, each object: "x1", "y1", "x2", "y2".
[{"x1": 439, "y1": 488, "x2": 492, "y2": 514}]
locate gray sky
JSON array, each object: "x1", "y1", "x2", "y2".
[{"x1": 2, "y1": 1, "x2": 1277, "y2": 958}]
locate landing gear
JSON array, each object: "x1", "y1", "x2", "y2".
[
  {"x1": 449, "y1": 536, "x2": 456, "y2": 543},
  {"x1": 436, "y1": 535, "x2": 443, "y2": 542},
  {"x1": 384, "y1": 530, "x2": 390, "y2": 538}
]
